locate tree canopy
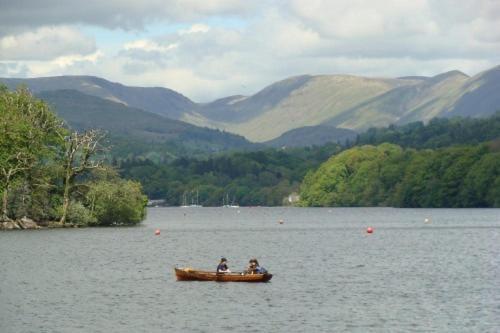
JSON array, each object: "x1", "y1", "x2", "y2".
[
  {"x1": 0, "y1": 86, "x2": 147, "y2": 226},
  {"x1": 299, "y1": 143, "x2": 500, "y2": 207}
]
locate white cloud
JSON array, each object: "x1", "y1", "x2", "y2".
[
  {"x1": 179, "y1": 23, "x2": 211, "y2": 35},
  {"x1": 0, "y1": 26, "x2": 96, "y2": 61},
  {"x1": 124, "y1": 40, "x2": 178, "y2": 52},
  {"x1": 1, "y1": 0, "x2": 500, "y2": 102}
]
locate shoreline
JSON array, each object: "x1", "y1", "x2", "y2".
[{"x1": 0, "y1": 217, "x2": 81, "y2": 230}]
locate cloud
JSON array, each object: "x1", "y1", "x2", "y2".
[
  {"x1": 1, "y1": 0, "x2": 499, "y2": 102},
  {"x1": 179, "y1": 23, "x2": 211, "y2": 35},
  {"x1": 0, "y1": 0, "x2": 255, "y2": 34},
  {"x1": 0, "y1": 26, "x2": 96, "y2": 61}
]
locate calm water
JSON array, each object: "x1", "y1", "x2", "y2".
[{"x1": 1, "y1": 207, "x2": 499, "y2": 332}]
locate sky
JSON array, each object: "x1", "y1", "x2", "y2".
[{"x1": 1, "y1": 0, "x2": 500, "y2": 102}]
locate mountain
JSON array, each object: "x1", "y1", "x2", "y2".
[
  {"x1": 187, "y1": 66, "x2": 500, "y2": 141},
  {"x1": 194, "y1": 75, "x2": 313, "y2": 123},
  {"x1": 324, "y1": 70, "x2": 470, "y2": 130},
  {"x1": 3, "y1": 64, "x2": 500, "y2": 145},
  {"x1": 264, "y1": 125, "x2": 357, "y2": 148},
  {"x1": 1, "y1": 75, "x2": 195, "y2": 119},
  {"x1": 36, "y1": 89, "x2": 255, "y2": 158},
  {"x1": 184, "y1": 75, "x2": 415, "y2": 141},
  {"x1": 446, "y1": 65, "x2": 500, "y2": 118}
]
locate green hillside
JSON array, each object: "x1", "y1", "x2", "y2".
[
  {"x1": 186, "y1": 75, "x2": 411, "y2": 141},
  {"x1": 356, "y1": 112, "x2": 500, "y2": 149},
  {"x1": 326, "y1": 71, "x2": 469, "y2": 130},
  {"x1": 37, "y1": 90, "x2": 255, "y2": 160},
  {"x1": 1, "y1": 75, "x2": 195, "y2": 119},
  {"x1": 119, "y1": 143, "x2": 342, "y2": 206},
  {"x1": 299, "y1": 143, "x2": 500, "y2": 208},
  {"x1": 264, "y1": 125, "x2": 357, "y2": 148},
  {"x1": 186, "y1": 65, "x2": 500, "y2": 142}
]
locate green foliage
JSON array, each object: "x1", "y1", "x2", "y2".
[
  {"x1": 86, "y1": 179, "x2": 147, "y2": 226},
  {"x1": 299, "y1": 144, "x2": 408, "y2": 206},
  {"x1": 64, "y1": 201, "x2": 97, "y2": 226},
  {"x1": 37, "y1": 89, "x2": 256, "y2": 161},
  {"x1": 119, "y1": 144, "x2": 342, "y2": 206},
  {"x1": 355, "y1": 113, "x2": 500, "y2": 149},
  {"x1": 300, "y1": 143, "x2": 500, "y2": 207},
  {"x1": 0, "y1": 86, "x2": 147, "y2": 226}
]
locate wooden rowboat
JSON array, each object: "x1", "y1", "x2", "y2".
[{"x1": 175, "y1": 268, "x2": 272, "y2": 282}]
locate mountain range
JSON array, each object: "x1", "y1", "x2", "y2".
[
  {"x1": 1, "y1": 64, "x2": 499, "y2": 147},
  {"x1": 34, "y1": 89, "x2": 254, "y2": 159}
]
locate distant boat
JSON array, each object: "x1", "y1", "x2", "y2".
[
  {"x1": 189, "y1": 190, "x2": 202, "y2": 208},
  {"x1": 180, "y1": 190, "x2": 202, "y2": 208},
  {"x1": 180, "y1": 192, "x2": 189, "y2": 208},
  {"x1": 222, "y1": 193, "x2": 239, "y2": 208},
  {"x1": 175, "y1": 268, "x2": 272, "y2": 282}
]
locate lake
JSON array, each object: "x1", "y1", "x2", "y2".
[{"x1": 1, "y1": 207, "x2": 499, "y2": 332}]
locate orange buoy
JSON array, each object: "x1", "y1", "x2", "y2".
[
  {"x1": 366, "y1": 227, "x2": 373, "y2": 234},
  {"x1": 155, "y1": 229, "x2": 160, "y2": 235}
]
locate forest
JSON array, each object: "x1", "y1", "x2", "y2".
[
  {"x1": 118, "y1": 114, "x2": 500, "y2": 207},
  {"x1": 0, "y1": 87, "x2": 147, "y2": 228},
  {"x1": 118, "y1": 144, "x2": 342, "y2": 206},
  {"x1": 299, "y1": 142, "x2": 500, "y2": 207},
  {"x1": 355, "y1": 113, "x2": 500, "y2": 149}
]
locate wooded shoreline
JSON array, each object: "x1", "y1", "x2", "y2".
[{"x1": 1, "y1": 86, "x2": 148, "y2": 228}]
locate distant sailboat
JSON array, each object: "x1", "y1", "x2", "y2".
[
  {"x1": 189, "y1": 190, "x2": 202, "y2": 208},
  {"x1": 180, "y1": 192, "x2": 189, "y2": 208},
  {"x1": 230, "y1": 196, "x2": 239, "y2": 208},
  {"x1": 222, "y1": 193, "x2": 239, "y2": 208}
]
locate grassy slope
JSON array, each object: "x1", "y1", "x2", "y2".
[
  {"x1": 184, "y1": 66, "x2": 499, "y2": 142},
  {"x1": 447, "y1": 65, "x2": 500, "y2": 118},
  {"x1": 326, "y1": 71, "x2": 470, "y2": 130},
  {"x1": 37, "y1": 90, "x2": 254, "y2": 157},
  {"x1": 188, "y1": 75, "x2": 413, "y2": 142},
  {"x1": 1, "y1": 75, "x2": 195, "y2": 119},
  {"x1": 263, "y1": 125, "x2": 357, "y2": 148}
]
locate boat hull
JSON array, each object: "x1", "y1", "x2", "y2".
[{"x1": 175, "y1": 268, "x2": 272, "y2": 282}]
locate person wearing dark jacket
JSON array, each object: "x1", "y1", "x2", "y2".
[{"x1": 216, "y1": 257, "x2": 230, "y2": 273}]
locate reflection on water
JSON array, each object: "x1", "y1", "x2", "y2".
[{"x1": 1, "y1": 207, "x2": 499, "y2": 332}]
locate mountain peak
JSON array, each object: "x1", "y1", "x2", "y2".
[{"x1": 429, "y1": 70, "x2": 469, "y2": 82}]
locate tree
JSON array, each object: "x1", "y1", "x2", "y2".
[
  {"x1": 59, "y1": 130, "x2": 105, "y2": 225},
  {"x1": 0, "y1": 86, "x2": 64, "y2": 221},
  {"x1": 86, "y1": 179, "x2": 147, "y2": 225},
  {"x1": 0, "y1": 152, "x2": 33, "y2": 220}
]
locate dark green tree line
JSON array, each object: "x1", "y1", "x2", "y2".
[{"x1": 355, "y1": 113, "x2": 500, "y2": 149}]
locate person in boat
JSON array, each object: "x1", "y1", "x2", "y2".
[
  {"x1": 245, "y1": 259, "x2": 258, "y2": 274},
  {"x1": 246, "y1": 258, "x2": 267, "y2": 274},
  {"x1": 254, "y1": 258, "x2": 268, "y2": 274},
  {"x1": 216, "y1": 257, "x2": 231, "y2": 273}
]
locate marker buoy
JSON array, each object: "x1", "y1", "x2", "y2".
[
  {"x1": 155, "y1": 229, "x2": 160, "y2": 235},
  {"x1": 366, "y1": 227, "x2": 373, "y2": 234},
  {"x1": 424, "y1": 218, "x2": 430, "y2": 223},
  {"x1": 279, "y1": 219, "x2": 284, "y2": 224}
]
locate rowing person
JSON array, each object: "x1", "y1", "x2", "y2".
[{"x1": 216, "y1": 257, "x2": 231, "y2": 273}]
